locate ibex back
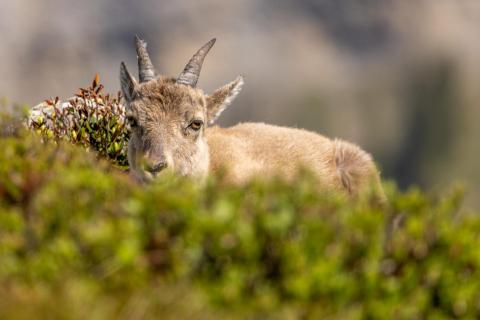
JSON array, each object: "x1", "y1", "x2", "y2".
[{"x1": 121, "y1": 37, "x2": 384, "y2": 199}]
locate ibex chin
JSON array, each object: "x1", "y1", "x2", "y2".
[{"x1": 121, "y1": 37, "x2": 384, "y2": 199}]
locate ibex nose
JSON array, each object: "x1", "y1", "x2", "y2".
[{"x1": 145, "y1": 160, "x2": 168, "y2": 174}]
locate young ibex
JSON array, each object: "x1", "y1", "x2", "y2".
[{"x1": 121, "y1": 37, "x2": 384, "y2": 198}]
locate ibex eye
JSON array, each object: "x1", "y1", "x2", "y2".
[
  {"x1": 126, "y1": 116, "x2": 138, "y2": 128},
  {"x1": 189, "y1": 120, "x2": 203, "y2": 131}
]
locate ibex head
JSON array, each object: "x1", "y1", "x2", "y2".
[{"x1": 120, "y1": 36, "x2": 243, "y2": 181}]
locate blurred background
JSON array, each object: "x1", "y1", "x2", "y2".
[{"x1": 1, "y1": 0, "x2": 479, "y2": 206}]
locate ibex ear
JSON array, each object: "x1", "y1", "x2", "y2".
[
  {"x1": 206, "y1": 76, "x2": 244, "y2": 124},
  {"x1": 120, "y1": 62, "x2": 139, "y2": 102}
]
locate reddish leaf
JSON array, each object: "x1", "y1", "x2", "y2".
[{"x1": 92, "y1": 74, "x2": 100, "y2": 88}]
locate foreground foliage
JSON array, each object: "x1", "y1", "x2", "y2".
[{"x1": 0, "y1": 127, "x2": 477, "y2": 319}]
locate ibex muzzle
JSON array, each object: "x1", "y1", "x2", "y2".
[{"x1": 120, "y1": 37, "x2": 384, "y2": 200}]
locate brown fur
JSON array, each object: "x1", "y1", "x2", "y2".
[
  {"x1": 206, "y1": 123, "x2": 384, "y2": 199},
  {"x1": 120, "y1": 42, "x2": 384, "y2": 200}
]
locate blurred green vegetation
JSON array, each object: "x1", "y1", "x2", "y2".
[{"x1": 0, "y1": 118, "x2": 479, "y2": 318}]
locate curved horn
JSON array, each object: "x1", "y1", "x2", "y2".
[
  {"x1": 177, "y1": 38, "x2": 216, "y2": 87},
  {"x1": 135, "y1": 35, "x2": 156, "y2": 82}
]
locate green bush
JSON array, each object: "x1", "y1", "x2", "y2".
[
  {"x1": 0, "y1": 127, "x2": 477, "y2": 319},
  {"x1": 27, "y1": 75, "x2": 129, "y2": 168}
]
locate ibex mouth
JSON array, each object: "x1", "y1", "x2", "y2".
[
  {"x1": 142, "y1": 171, "x2": 157, "y2": 182},
  {"x1": 139, "y1": 170, "x2": 165, "y2": 183},
  {"x1": 139, "y1": 163, "x2": 171, "y2": 182}
]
